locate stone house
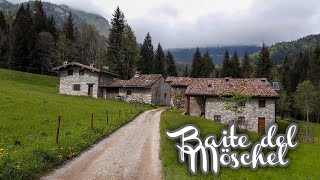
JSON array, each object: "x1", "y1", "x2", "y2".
[
  {"x1": 166, "y1": 77, "x2": 279, "y2": 133},
  {"x1": 52, "y1": 62, "x2": 119, "y2": 98},
  {"x1": 100, "y1": 72, "x2": 171, "y2": 106}
]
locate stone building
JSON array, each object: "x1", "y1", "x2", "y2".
[
  {"x1": 166, "y1": 77, "x2": 279, "y2": 133},
  {"x1": 101, "y1": 72, "x2": 171, "y2": 106},
  {"x1": 52, "y1": 62, "x2": 119, "y2": 98}
]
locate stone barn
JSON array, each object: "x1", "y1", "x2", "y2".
[
  {"x1": 185, "y1": 78, "x2": 279, "y2": 133},
  {"x1": 52, "y1": 62, "x2": 119, "y2": 98}
]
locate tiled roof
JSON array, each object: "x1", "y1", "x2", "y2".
[
  {"x1": 165, "y1": 76, "x2": 194, "y2": 86},
  {"x1": 100, "y1": 79, "x2": 127, "y2": 87},
  {"x1": 124, "y1": 74, "x2": 162, "y2": 88},
  {"x1": 185, "y1": 78, "x2": 279, "y2": 98},
  {"x1": 52, "y1": 62, "x2": 119, "y2": 77}
]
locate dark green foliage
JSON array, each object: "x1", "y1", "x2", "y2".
[
  {"x1": 154, "y1": 43, "x2": 165, "y2": 75},
  {"x1": 182, "y1": 65, "x2": 190, "y2": 77},
  {"x1": 241, "y1": 51, "x2": 252, "y2": 78},
  {"x1": 231, "y1": 50, "x2": 241, "y2": 78},
  {"x1": 255, "y1": 43, "x2": 273, "y2": 79},
  {"x1": 190, "y1": 48, "x2": 203, "y2": 78},
  {"x1": 123, "y1": 24, "x2": 139, "y2": 79},
  {"x1": 202, "y1": 51, "x2": 215, "y2": 77},
  {"x1": 165, "y1": 51, "x2": 178, "y2": 77},
  {"x1": 62, "y1": 12, "x2": 75, "y2": 42},
  {"x1": 221, "y1": 50, "x2": 232, "y2": 77},
  {"x1": 106, "y1": 7, "x2": 126, "y2": 77},
  {"x1": 309, "y1": 43, "x2": 320, "y2": 88},
  {"x1": 47, "y1": 15, "x2": 58, "y2": 40},
  {"x1": 0, "y1": 11, "x2": 9, "y2": 68},
  {"x1": 138, "y1": 32, "x2": 154, "y2": 74},
  {"x1": 33, "y1": 0, "x2": 47, "y2": 34}
]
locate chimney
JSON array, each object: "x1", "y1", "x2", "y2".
[
  {"x1": 90, "y1": 64, "x2": 95, "y2": 68},
  {"x1": 134, "y1": 71, "x2": 141, "y2": 78},
  {"x1": 63, "y1": 61, "x2": 68, "y2": 65}
]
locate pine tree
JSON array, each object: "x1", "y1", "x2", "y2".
[
  {"x1": 183, "y1": 65, "x2": 190, "y2": 77},
  {"x1": 190, "y1": 48, "x2": 203, "y2": 78},
  {"x1": 309, "y1": 43, "x2": 320, "y2": 88},
  {"x1": 154, "y1": 43, "x2": 165, "y2": 75},
  {"x1": 256, "y1": 43, "x2": 273, "y2": 79},
  {"x1": 63, "y1": 12, "x2": 75, "y2": 42},
  {"x1": 231, "y1": 50, "x2": 241, "y2": 78},
  {"x1": 202, "y1": 51, "x2": 215, "y2": 77},
  {"x1": 33, "y1": 0, "x2": 47, "y2": 34},
  {"x1": 123, "y1": 24, "x2": 139, "y2": 79},
  {"x1": 106, "y1": 7, "x2": 126, "y2": 76},
  {"x1": 166, "y1": 51, "x2": 178, "y2": 76},
  {"x1": 0, "y1": 11, "x2": 9, "y2": 68},
  {"x1": 47, "y1": 15, "x2": 58, "y2": 40},
  {"x1": 138, "y1": 32, "x2": 154, "y2": 74},
  {"x1": 56, "y1": 33, "x2": 70, "y2": 64},
  {"x1": 221, "y1": 50, "x2": 231, "y2": 77},
  {"x1": 241, "y1": 51, "x2": 252, "y2": 78}
]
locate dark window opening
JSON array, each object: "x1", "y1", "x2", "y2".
[
  {"x1": 164, "y1": 93, "x2": 167, "y2": 99},
  {"x1": 127, "y1": 90, "x2": 132, "y2": 95},
  {"x1": 73, "y1": 84, "x2": 80, "y2": 91},
  {"x1": 214, "y1": 115, "x2": 221, "y2": 122},
  {"x1": 259, "y1": 100, "x2": 266, "y2": 108},
  {"x1": 79, "y1": 70, "x2": 84, "y2": 76},
  {"x1": 238, "y1": 116, "x2": 245, "y2": 124},
  {"x1": 68, "y1": 70, "x2": 73, "y2": 76}
]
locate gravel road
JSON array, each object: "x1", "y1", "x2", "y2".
[{"x1": 42, "y1": 108, "x2": 165, "y2": 180}]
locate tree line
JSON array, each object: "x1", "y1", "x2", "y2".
[{"x1": 0, "y1": 3, "x2": 178, "y2": 79}]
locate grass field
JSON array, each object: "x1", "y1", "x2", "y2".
[
  {"x1": 160, "y1": 110, "x2": 320, "y2": 179},
  {"x1": 0, "y1": 69, "x2": 153, "y2": 180}
]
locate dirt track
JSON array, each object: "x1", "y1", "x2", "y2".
[{"x1": 42, "y1": 108, "x2": 165, "y2": 180}]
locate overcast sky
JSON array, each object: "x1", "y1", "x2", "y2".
[{"x1": 8, "y1": 0, "x2": 320, "y2": 49}]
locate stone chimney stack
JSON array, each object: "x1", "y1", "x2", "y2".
[
  {"x1": 134, "y1": 71, "x2": 141, "y2": 78},
  {"x1": 90, "y1": 64, "x2": 95, "y2": 68},
  {"x1": 63, "y1": 61, "x2": 68, "y2": 65}
]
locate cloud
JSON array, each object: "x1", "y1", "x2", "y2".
[{"x1": 7, "y1": 0, "x2": 320, "y2": 49}]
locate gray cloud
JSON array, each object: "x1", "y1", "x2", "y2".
[{"x1": 7, "y1": 0, "x2": 320, "y2": 49}]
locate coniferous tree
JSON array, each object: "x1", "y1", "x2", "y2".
[
  {"x1": 183, "y1": 65, "x2": 190, "y2": 77},
  {"x1": 138, "y1": 32, "x2": 154, "y2": 74},
  {"x1": 231, "y1": 50, "x2": 241, "y2": 77},
  {"x1": 202, "y1": 51, "x2": 215, "y2": 77},
  {"x1": 165, "y1": 51, "x2": 178, "y2": 76},
  {"x1": 0, "y1": 11, "x2": 9, "y2": 68},
  {"x1": 63, "y1": 12, "x2": 75, "y2": 42},
  {"x1": 281, "y1": 56, "x2": 292, "y2": 93},
  {"x1": 221, "y1": 50, "x2": 231, "y2": 77},
  {"x1": 241, "y1": 51, "x2": 252, "y2": 78},
  {"x1": 190, "y1": 48, "x2": 203, "y2": 78},
  {"x1": 47, "y1": 15, "x2": 58, "y2": 40},
  {"x1": 123, "y1": 24, "x2": 139, "y2": 79},
  {"x1": 256, "y1": 43, "x2": 272, "y2": 79},
  {"x1": 309, "y1": 43, "x2": 320, "y2": 88},
  {"x1": 154, "y1": 43, "x2": 165, "y2": 75},
  {"x1": 106, "y1": 7, "x2": 126, "y2": 76},
  {"x1": 33, "y1": 0, "x2": 47, "y2": 34}
]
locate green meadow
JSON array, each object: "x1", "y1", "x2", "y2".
[
  {"x1": 0, "y1": 69, "x2": 153, "y2": 179},
  {"x1": 160, "y1": 110, "x2": 320, "y2": 180}
]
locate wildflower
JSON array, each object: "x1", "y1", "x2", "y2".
[{"x1": 16, "y1": 165, "x2": 21, "y2": 170}]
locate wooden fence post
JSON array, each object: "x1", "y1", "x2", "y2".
[
  {"x1": 91, "y1": 113, "x2": 94, "y2": 129},
  {"x1": 106, "y1": 111, "x2": 109, "y2": 125},
  {"x1": 56, "y1": 116, "x2": 61, "y2": 144}
]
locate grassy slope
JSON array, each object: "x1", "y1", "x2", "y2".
[
  {"x1": 0, "y1": 69, "x2": 153, "y2": 179},
  {"x1": 161, "y1": 110, "x2": 320, "y2": 180}
]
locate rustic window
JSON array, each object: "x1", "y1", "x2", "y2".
[
  {"x1": 127, "y1": 90, "x2": 132, "y2": 95},
  {"x1": 73, "y1": 84, "x2": 80, "y2": 91},
  {"x1": 214, "y1": 115, "x2": 221, "y2": 122},
  {"x1": 238, "y1": 116, "x2": 245, "y2": 124},
  {"x1": 68, "y1": 70, "x2": 73, "y2": 76},
  {"x1": 79, "y1": 70, "x2": 84, "y2": 76},
  {"x1": 164, "y1": 93, "x2": 167, "y2": 99},
  {"x1": 259, "y1": 100, "x2": 266, "y2": 108}
]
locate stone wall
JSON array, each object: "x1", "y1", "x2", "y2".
[
  {"x1": 170, "y1": 86, "x2": 187, "y2": 109},
  {"x1": 59, "y1": 67, "x2": 99, "y2": 98},
  {"x1": 119, "y1": 87, "x2": 152, "y2": 104},
  {"x1": 151, "y1": 77, "x2": 171, "y2": 106},
  {"x1": 190, "y1": 96, "x2": 206, "y2": 117},
  {"x1": 205, "y1": 97, "x2": 276, "y2": 132}
]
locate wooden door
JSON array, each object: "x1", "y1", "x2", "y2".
[
  {"x1": 88, "y1": 85, "x2": 93, "y2": 97},
  {"x1": 258, "y1": 117, "x2": 265, "y2": 134}
]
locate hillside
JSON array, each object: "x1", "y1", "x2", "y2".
[
  {"x1": 251, "y1": 34, "x2": 320, "y2": 64},
  {"x1": 166, "y1": 46, "x2": 261, "y2": 65},
  {"x1": 0, "y1": 69, "x2": 152, "y2": 179},
  {"x1": 0, "y1": 0, "x2": 111, "y2": 37}
]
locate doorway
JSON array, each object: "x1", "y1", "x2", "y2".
[
  {"x1": 88, "y1": 85, "x2": 93, "y2": 97},
  {"x1": 258, "y1": 117, "x2": 266, "y2": 134}
]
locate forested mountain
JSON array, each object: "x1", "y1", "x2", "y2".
[
  {"x1": 251, "y1": 34, "x2": 320, "y2": 64},
  {"x1": 166, "y1": 46, "x2": 261, "y2": 64},
  {"x1": 0, "y1": 0, "x2": 110, "y2": 36}
]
